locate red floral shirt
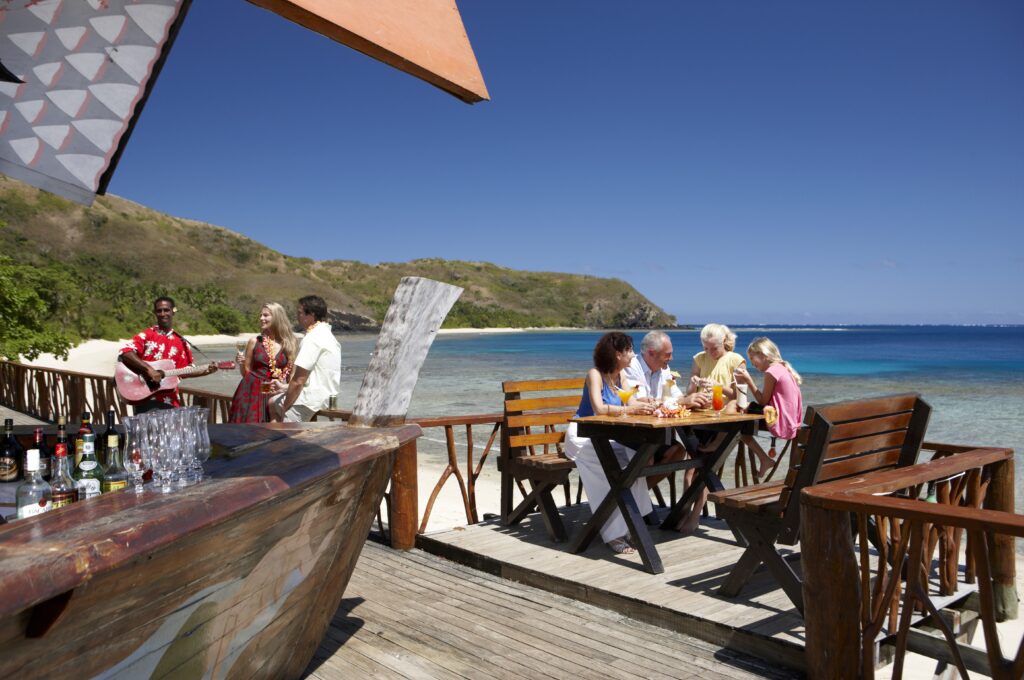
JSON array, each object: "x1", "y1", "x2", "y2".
[{"x1": 119, "y1": 326, "x2": 193, "y2": 406}]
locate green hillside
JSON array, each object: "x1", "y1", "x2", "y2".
[{"x1": 0, "y1": 176, "x2": 675, "y2": 344}]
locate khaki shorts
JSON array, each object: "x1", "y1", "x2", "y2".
[{"x1": 268, "y1": 394, "x2": 316, "y2": 423}]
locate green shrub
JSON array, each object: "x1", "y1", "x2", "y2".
[{"x1": 204, "y1": 304, "x2": 246, "y2": 335}]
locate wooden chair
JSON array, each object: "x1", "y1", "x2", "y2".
[
  {"x1": 708, "y1": 393, "x2": 932, "y2": 614},
  {"x1": 498, "y1": 378, "x2": 584, "y2": 542}
]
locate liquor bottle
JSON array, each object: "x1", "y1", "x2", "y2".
[
  {"x1": 100, "y1": 433, "x2": 128, "y2": 493},
  {"x1": 0, "y1": 418, "x2": 23, "y2": 483},
  {"x1": 74, "y1": 411, "x2": 94, "y2": 468},
  {"x1": 73, "y1": 433, "x2": 103, "y2": 500},
  {"x1": 99, "y1": 409, "x2": 117, "y2": 467},
  {"x1": 50, "y1": 436, "x2": 79, "y2": 509},
  {"x1": 55, "y1": 417, "x2": 68, "y2": 476},
  {"x1": 31, "y1": 427, "x2": 52, "y2": 482},
  {"x1": 16, "y1": 449, "x2": 52, "y2": 519}
]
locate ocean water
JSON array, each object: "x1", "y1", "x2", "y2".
[{"x1": 190, "y1": 326, "x2": 1024, "y2": 511}]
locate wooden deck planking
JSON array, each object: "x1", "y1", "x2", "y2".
[
  {"x1": 416, "y1": 504, "x2": 808, "y2": 671},
  {"x1": 305, "y1": 541, "x2": 797, "y2": 680}
]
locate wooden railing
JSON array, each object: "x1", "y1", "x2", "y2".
[
  {"x1": 802, "y1": 444, "x2": 1020, "y2": 680},
  {"x1": 0, "y1": 360, "x2": 499, "y2": 547},
  {"x1": 1, "y1": 360, "x2": 785, "y2": 552}
]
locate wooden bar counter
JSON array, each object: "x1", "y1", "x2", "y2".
[{"x1": 0, "y1": 421, "x2": 420, "y2": 679}]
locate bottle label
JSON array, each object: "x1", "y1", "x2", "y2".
[
  {"x1": 79, "y1": 460, "x2": 98, "y2": 471},
  {"x1": 17, "y1": 500, "x2": 51, "y2": 519},
  {"x1": 55, "y1": 443, "x2": 68, "y2": 457},
  {"x1": 107, "y1": 435, "x2": 119, "y2": 448},
  {"x1": 0, "y1": 458, "x2": 17, "y2": 482},
  {"x1": 76, "y1": 478, "x2": 101, "y2": 498},
  {"x1": 51, "y1": 490, "x2": 77, "y2": 508},
  {"x1": 101, "y1": 480, "x2": 127, "y2": 493}
]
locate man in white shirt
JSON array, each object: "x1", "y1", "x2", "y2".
[
  {"x1": 271, "y1": 295, "x2": 341, "y2": 422},
  {"x1": 623, "y1": 331, "x2": 709, "y2": 409}
]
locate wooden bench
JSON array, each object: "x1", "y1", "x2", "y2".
[
  {"x1": 498, "y1": 378, "x2": 584, "y2": 542},
  {"x1": 708, "y1": 393, "x2": 932, "y2": 614}
]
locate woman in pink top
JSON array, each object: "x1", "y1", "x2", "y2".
[{"x1": 733, "y1": 337, "x2": 803, "y2": 476}]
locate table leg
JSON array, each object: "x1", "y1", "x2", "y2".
[
  {"x1": 660, "y1": 429, "x2": 742, "y2": 531},
  {"x1": 568, "y1": 438, "x2": 664, "y2": 574}
]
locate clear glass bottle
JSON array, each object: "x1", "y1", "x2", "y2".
[
  {"x1": 73, "y1": 433, "x2": 103, "y2": 500},
  {"x1": 50, "y1": 437, "x2": 79, "y2": 509},
  {"x1": 1, "y1": 417, "x2": 24, "y2": 483},
  {"x1": 101, "y1": 433, "x2": 128, "y2": 493},
  {"x1": 16, "y1": 449, "x2": 52, "y2": 519}
]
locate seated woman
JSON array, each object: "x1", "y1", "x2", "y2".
[
  {"x1": 676, "y1": 322, "x2": 747, "y2": 534},
  {"x1": 687, "y1": 322, "x2": 746, "y2": 409},
  {"x1": 564, "y1": 332, "x2": 655, "y2": 555},
  {"x1": 228, "y1": 303, "x2": 297, "y2": 423},
  {"x1": 733, "y1": 336, "x2": 804, "y2": 476}
]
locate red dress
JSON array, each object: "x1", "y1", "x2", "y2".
[{"x1": 228, "y1": 337, "x2": 288, "y2": 423}]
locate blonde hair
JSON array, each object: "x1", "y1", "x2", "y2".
[
  {"x1": 700, "y1": 323, "x2": 737, "y2": 352},
  {"x1": 747, "y1": 336, "x2": 802, "y2": 385},
  {"x1": 262, "y1": 303, "x2": 298, "y2": 364}
]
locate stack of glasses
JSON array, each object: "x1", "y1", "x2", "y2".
[{"x1": 121, "y1": 407, "x2": 212, "y2": 494}]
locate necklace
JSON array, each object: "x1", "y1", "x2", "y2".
[
  {"x1": 305, "y1": 320, "x2": 322, "y2": 334},
  {"x1": 261, "y1": 335, "x2": 290, "y2": 381}
]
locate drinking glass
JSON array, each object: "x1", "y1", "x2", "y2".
[
  {"x1": 146, "y1": 415, "x2": 172, "y2": 493},
  {"x1": 615, "y1": 384, "x2": 637, "y2": 416},
  {"x1": 192, "y1": 407, "x2": 211, "y2": 482},
  {"x1": 121, "y1": 416, "x2": 145, "y2": 494},
  {"x1": 712, "y1": 383, "x2": 725, "y2": 417}
]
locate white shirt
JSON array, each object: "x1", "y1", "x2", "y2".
[
  {"x1": 623, "y1": 355, "x2": 684, "y2": 401},
  {"x1": 293, "y1": 322, "x2": 341, "y2": 411}
]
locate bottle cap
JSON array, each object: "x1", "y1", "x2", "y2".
[{"x1": 26, "y1": 449, "x2": 40, "y2": 471}]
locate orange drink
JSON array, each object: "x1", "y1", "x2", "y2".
[
  {"x1": 615, "y1": 384, "x2": 637, "y2": 411},
  {"x1": 712, "y1": 384, "x2": 725, "y2": 413}
]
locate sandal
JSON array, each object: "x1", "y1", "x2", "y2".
[{"x1": 607, "y1": 536, "x2": 635, "y2": 555}]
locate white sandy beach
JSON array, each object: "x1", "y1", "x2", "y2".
[{"x1": 23, "y1": 335, "x2": 258, "y2": 376}]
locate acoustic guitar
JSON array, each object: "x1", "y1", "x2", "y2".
[{"x1": 115, "y1": 359, "x2": 235, "y2": 402}]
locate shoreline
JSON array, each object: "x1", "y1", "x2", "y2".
[{"x1": 20, "y1": 328, "x2": 581, "y2": 376}]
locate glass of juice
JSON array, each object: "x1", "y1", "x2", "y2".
[{"x1": 712, "y1": 384, "x2": 725, "y2": 416}]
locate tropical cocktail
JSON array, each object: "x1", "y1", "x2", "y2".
[{"x1": 712, "y1": 384, "x2": 725, "y2": 415}]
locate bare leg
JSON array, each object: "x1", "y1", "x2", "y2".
[{"x1": 677, "y1": 485, "x2": 709, "y2": 535}]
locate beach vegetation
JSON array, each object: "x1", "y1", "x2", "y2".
[{"x1": 0, "y1": 255, "x2": 78, "y2": 360}]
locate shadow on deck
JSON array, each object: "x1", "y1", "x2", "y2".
[
  {"x1": 414, "y1": 505, "x2": 808, "y2": 674},
  {"x1": 306, "y1": 540, "x2": 801, "y2": 680}
]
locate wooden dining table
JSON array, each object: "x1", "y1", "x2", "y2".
[{"x1": 569, "y1": 410, "x2": 764, "y2": 574}]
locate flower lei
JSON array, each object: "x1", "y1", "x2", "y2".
[{"x1": 261, "y1": 335, "x2": 291, "y2": 381}]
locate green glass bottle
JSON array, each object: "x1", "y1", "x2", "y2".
[
  {"x1": 73, "y1": 433, "x2": 103, "y2": 500},
  {"x1": 101, "y1": 433, "x2": 128, "y2": 493}
]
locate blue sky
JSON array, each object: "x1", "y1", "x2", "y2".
[{"x1": 107, "y1": 1, "x2": 1023, "y2": 325}]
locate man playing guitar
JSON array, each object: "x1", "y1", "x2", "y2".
[{"x1": 118, "y1": 296, "x2": 219, "y2": 413}]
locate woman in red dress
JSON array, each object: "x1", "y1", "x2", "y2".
[{"x1": 228, "y1": 303, "x2": 298, "y2": 423}]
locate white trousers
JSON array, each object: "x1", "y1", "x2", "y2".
[{"x1": 564, "y1": 421, "x2": 653, "y2": 544}]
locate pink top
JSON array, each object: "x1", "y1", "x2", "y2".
[{"x1": 766, "y1": 363, "x2": 803, "y2": 440}]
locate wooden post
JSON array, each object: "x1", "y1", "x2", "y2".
[
  {"x1": 348, "y1": 277, "x2": 463, "y2": 549},
  {"x1": 389, "y1": 440, "x2": 419, "y2": 550},
  {"x1": 984, "y1": 457, "x2": 1017, "y2": 621},
  {"x1": 802, "y1": 500, "x2": 862, "y2": 679}
]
